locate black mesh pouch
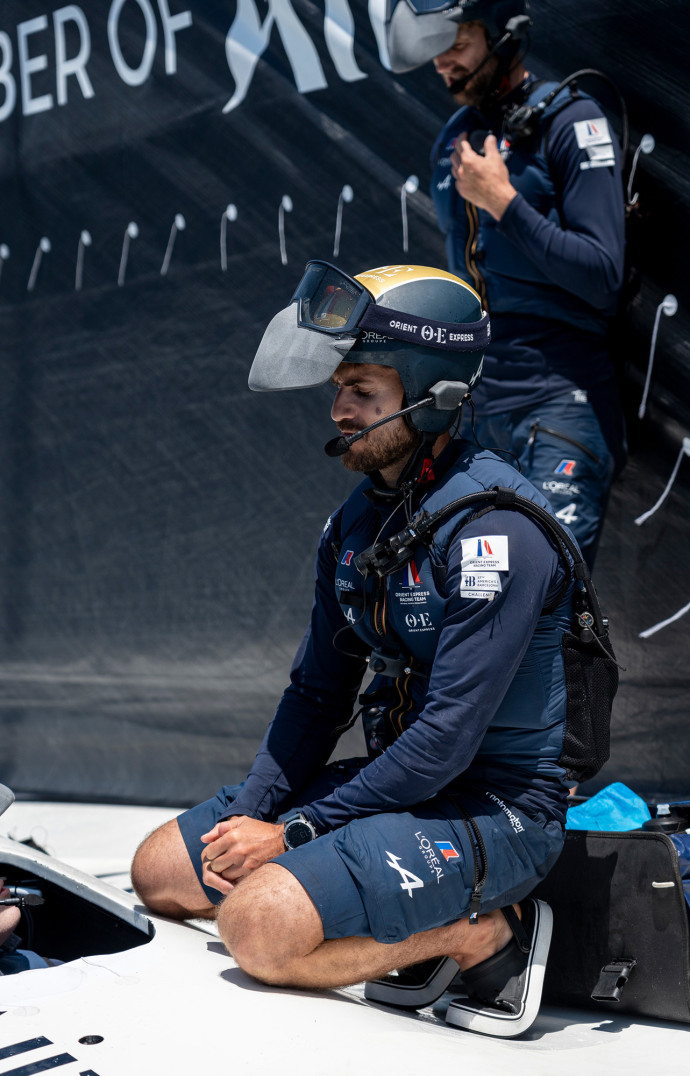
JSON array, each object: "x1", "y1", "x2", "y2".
[{"x1": 560, "y1": 629, "x2": 618, "y2": 783}]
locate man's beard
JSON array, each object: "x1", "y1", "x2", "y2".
[
  {"x1": 452, "y1": 57, "x2": 499, "y2": 108},
  {"x1": 340, "y1": 418, "x2": 421, "y2": 474}
]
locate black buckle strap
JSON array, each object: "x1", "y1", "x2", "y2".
[
  {"x1": 502, "y1": 903, "x2": 530, "y2": 954},
  {"x1": 591, "y1": 959, "x2": 637, "y2": 1003}
]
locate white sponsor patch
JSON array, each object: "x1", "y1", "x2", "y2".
[
  {"x1": 574, "y1": 118, "x2": 614, "y2": 169},
  {"x1": 460, "y1": 571, "x2": 502, "y2": 600},
  {"x1": 580, "y1": 157, "x2": 615, "y2": 170},
  {"x1": 574, "y1": 117, "x2": 612, "y2": 149},
  {"x1": 461, "y1": 535, "x2": 509, "y2": 572}
]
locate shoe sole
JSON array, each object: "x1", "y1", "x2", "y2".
[
  {"x1": 445, "y1": 899, "x2": 553, "y2": 1038},
  {"x1": 364, "y1": 956, "x2": 460, "y2": 1009}
]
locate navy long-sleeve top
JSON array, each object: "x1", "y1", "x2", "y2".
[
  {"x1": 222, "y1": 441, "x2": 573, "y2": 833},
  {"x1": 430, "y1": 77, "x2": 626, "y2": 412}
]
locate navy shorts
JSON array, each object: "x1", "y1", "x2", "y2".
[
  {"x1": 177, "y1": 759, "x2": 369, "y2": 904},
  {"x1": 177, "y1": 762, "x2": 564, "y2": 944}
]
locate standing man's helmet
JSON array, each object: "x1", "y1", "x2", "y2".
[
  {"x1": 249, "y1": 262, "x2": 489, "y2": 434},
  {"x1": 384, "y1": 0, "x2": 531, "y2": 75}
]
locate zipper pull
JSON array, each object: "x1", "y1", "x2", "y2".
[
  {"x1": 469, "y1": 886, "x2": 482, "y2": 923},
  {"x1": 526, "y1": 421, "x2": 540, "y2": 448}
]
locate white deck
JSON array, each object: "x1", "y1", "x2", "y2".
[{"x1": 0, "y1": 800, "x2": 688, "y2": 1076}]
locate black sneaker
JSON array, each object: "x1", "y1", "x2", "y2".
[
  {"x1": 364, "y1": 956, "x2": 460, "y2": 1009},
  {"x1": 445, "y1": 898, "x2": 553, "y2": 1038}
]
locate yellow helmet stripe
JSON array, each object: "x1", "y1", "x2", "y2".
[{"x1": 355, "y1": 264, "x2": 481, "y2": 303}]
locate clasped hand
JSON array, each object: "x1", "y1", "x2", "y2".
[
  {"x1": 450, "y1": 133, "x2": 516, "y2": 221},
  {"x1": 200, "y1": 816, "x2": 285, "y2": 894}
]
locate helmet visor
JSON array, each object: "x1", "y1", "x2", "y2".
[
  {"x1": 249, "y1": 262, "x2": 368, "y2": 391},
  {"x1": 385, "y1": 0, "x2": 460, "y2": 73},
  {"x1": 248, "y1": 303, "x2": 358, "y2": 392},
  {"x1": 248, "y1": 260, "x2": 491, "y2": 392}
]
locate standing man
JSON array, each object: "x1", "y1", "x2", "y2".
[
  {"x1": 385, "y1": 0, "x2": 627, "y2": 566},
  {"x1": 132, "y1": 262, "x2": 611, "y2": 1038}
]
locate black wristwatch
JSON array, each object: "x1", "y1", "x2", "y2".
[{"x1": 283, "y1": 813, "x2": 317, "y2": 850}]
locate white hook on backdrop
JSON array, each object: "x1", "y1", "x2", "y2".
[
  {"x1": 27, "y1": 237, "x2": 51, "y2": 292},
  {"x1": 333, "y1": 184, "x2": 354, "y2": 258},
  {"x1": 75, "y1": 230, "x2": 92, "y2": 291},
  {"x1": 279, "y1": 195, "x2": 293, "y2": 266},
  {"x1": 637, "y1": 293, "x2": 678, "y2": 419},
  {"x1": 118, "y1": 222, "x2": 139, "y2": 287},
  {"x1": 400, "y1": 175, "x2": 418, "y2": 254},
  {"x1": 639, "y1": 596, "x2": 690, "y2": 639},
  {"x1": 160, "y1": 214, "x2": 186, "y2": 276},
  {"x1": 0, "y1": 244, "x2": 9, "y2": 286},
  {"x1": 220, "y1": 204, "x2": 238, "y2": 272},
  {"x1": 626, "y1": 133, "x2": 655, "y2": 208},
  {"x1": 634, "y1": 436, "x2": 690, "y2": 526}
]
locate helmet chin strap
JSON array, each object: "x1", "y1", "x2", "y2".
[{"x1": 366, "y1": 430, "x2": 440, "y2": 500}]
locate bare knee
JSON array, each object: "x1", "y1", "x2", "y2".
[
  {"x1": 131, "y1": 818, "x2": 215, "y2": 920},
  {"x1": 130, "y1": 819, "x2": 183, "y2": 915},
  {"x1": 218, "y1": 864, "x2": 322, "y2": 984},
  {"x1": 218, "y1": 870, "x2": 287, "y2": 982}
]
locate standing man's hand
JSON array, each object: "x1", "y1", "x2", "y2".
[
  {"x1": 200, "y1": 816, "x2": 285, "y2": 893},
  {"x1": 0, "y1": 880, "x2": 21, "y2": 946},
  {"x1": 451, "y1": 133, "x2": 517, "y2": 221}
]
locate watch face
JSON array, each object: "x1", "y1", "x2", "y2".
[{"x1": 285, "y1": 820, "x2": 314, "y2": 848}]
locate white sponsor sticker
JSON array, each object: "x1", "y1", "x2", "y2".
[
  {"x1": 574, "y1": 117, "x2": 612, "y2": 149},
  {"x1": 460, "y1": 571, "x2": 502, "y2": 600},
  {"x1": 580, "y1": 158, "x2": 615, "y2": 170},
  {"x1": 461, "y1": 535, "x2": 509, "y2": 572},
  {"x1": 587, "y1": 142, "x2": 615, "y2": 161}
]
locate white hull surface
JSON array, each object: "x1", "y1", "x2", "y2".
[{"x1": 0, "y1": 804, "x2": 688, "y2": 1076}]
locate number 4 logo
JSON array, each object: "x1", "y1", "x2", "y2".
[
  {"x1": 385, "y1": 851, "x2": 424, "y2": 898},
  {"x1": 555, "y1": 503, "x2": 578, "y2": 526}
]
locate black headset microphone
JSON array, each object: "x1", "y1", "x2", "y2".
[{"x1": 324, "y1": 381, "x2": 469, "y2": 457}]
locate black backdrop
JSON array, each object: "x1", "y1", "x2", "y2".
[{"x1": 1, "y1": 0, "x2": 688, "y2": 805}]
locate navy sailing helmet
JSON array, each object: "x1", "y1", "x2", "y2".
[
  {"x1": 384, "y1": 0, "x2": 531, "y2": 74},
  {"x1": 248, "y1": 262, "x2": 489, "y2": 434}
]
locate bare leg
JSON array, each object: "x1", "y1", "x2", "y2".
[
  {"x1": 130, "y1": 818, "x2": 217, "y2": 920},
  {"x1": 218, "y1": 862, "x2": 515, "y2": 989}
]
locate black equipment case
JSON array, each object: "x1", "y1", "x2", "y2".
[{"x1": 533, "y1": 829, "x2": 690, "y2": 1024}]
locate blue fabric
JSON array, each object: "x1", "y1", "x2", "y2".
[
  {"x1": 180, "y1": 440, "x2": 576, "y2": 927},
  {"x1": 282, "y1": 790, "x2": 564, "y2": 943},
  {"x1": 430, "y1": 76, "x2": 626, "y2": 413},
  {"x1": 0, "y1": 949, "x2": 32, "y2": 975},
  {"x1": 468, "y1": 385, "x2": 625, "y2": 565},
  {"x1": 179, "y1": 760, "x2": 565, "y2": 934},
  {"x1": 429, "y1": 77, "x2": 626, "y2": 565},
  {"x1": 212, "y1": 440, "x2": 572, "y2": 836},
  {"x1": 565, "y1": 782, "x2": 651, "y2": 831},
  {"x1": 177, "y1": 759, "x2": 368, "y2": 905}
]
